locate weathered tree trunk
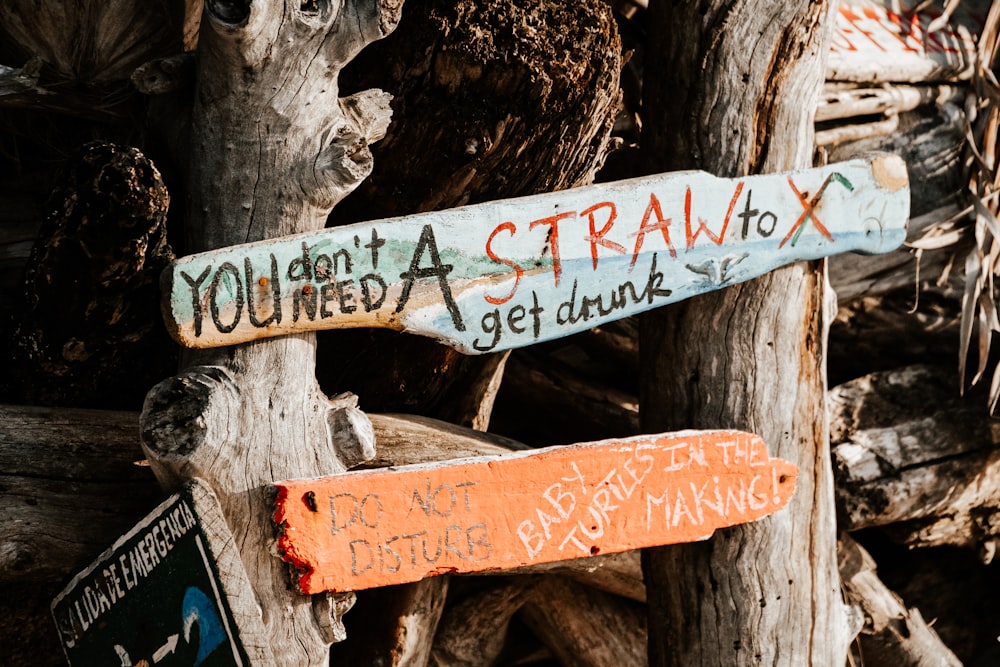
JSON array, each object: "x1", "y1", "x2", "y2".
[
  {"x1": 316, "y1": 0, "x2": 622, "y2": 429},
  {"x1": 639, "y1": 1, "x2": 852, "y2": 664},
  {"x1": 139, "y1": 2, "x2": 402, "y2": 664}
]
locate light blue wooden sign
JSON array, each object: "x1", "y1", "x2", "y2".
[{"x1": 163, "y1": 154, "x2": 909, "y2": 353}]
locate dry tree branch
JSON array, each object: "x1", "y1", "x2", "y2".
[{"x1": 959, "y1": 0, "x2": 1000, "y2": 411}]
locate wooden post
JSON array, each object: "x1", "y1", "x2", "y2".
[
  {"x1": 639, "y1": 0, "x2": 853, "y2": 664},
  {"x1": 138, "y1": 2, "x2": 402, "y2": 665}
]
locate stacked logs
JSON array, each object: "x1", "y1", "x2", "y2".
[{"x1": 2, "y1": 0, "x2": 1000, "y2": 665}]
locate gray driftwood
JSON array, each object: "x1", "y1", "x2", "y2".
[
  {"x1": 831, "y1": 364, "x2": 1000, "y2": 556},
  {"x1": 828, "y1": 101, "x2": 968, "y2": 302},
  {"x1": 840, "y1": 533, "x2": 962, "y2": 666},
  {"x1": 0, "y1": 405, "x2": 156, "y2": 583},
  {"x1": 138, "y1": 3, "x2": 405, "y2": 662},
  {"x1": 332, "y1": 578, "x2": 449, "y2": 667},
  {"x1": 638, "y1": 0, "x2": 854, "y2": 663}
]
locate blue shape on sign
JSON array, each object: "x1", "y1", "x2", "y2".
[{"x1": 182, "y1": 587, "x2": 226, "y2": 666}]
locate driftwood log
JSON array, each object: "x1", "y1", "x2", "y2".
[
  {"x1": 137, "y1": 2, "x2": 407, "y2": 662},
  {"x1": 831, "y1": 364, "x2": 1000, "y2": 556},
  {"x1": 8, "y1": 400, "x2": 981, "y2": 665},
  {"x1": 827, "y1": 99, "x2": 969, "y2": 303},
  {"x1": 638, "y1": 0, "x2": 853, "y2": 663},
  {"x1": 0, "y1": 401, "x2": 649, "y2": 665},
  {"x1": 839, "y1": 532, "x2": 962, "y2": 666},
  {"x1": 520, "y1": 575, "x2": 647, "y2": 667},
  {"x1": 429, "y1": 578, "x2": 531, "y2": 666}
]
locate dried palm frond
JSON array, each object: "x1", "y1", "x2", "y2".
[{"x1": 958, "y1": 0, "x2": 1000, "y2": 412}]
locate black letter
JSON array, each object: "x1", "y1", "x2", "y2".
[
  {"x1": 360, "y1": 273, "x2": 387, "y2": 311},
  {"x1": 396, "y1": 225, "x2": 465, "y2": 331},
  {"x1": 757, "y1": 211, "x2": 777, "y2": 237},
  {"x1": 209, "y1": 262, "x2": 243, "y2": 334},
  {"x1": 529, "y1": 291, "x2": 544, "y2": 339},
  {"x1": 287, "y1": 242, "x2": 313, "y2": 280},
  {"x1": 180, "y1": 266, "x2": 212, "y2": 337},
  {"x1": 365, "y1": 228, "x2": 386, "y2": 270},
  {"x1": 738, "y1": 189, "x2": 759, "y2": 240},
  {"x1": 472, "y1": 310, "x2": 502, "y2": 352}
]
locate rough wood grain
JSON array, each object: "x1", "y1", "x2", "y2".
[
  {"x1": 830, "y1": 365, "x2": 1000, "y2": 554},
  {"x1": 429, "y1": 579, "x2": 530, "y2": 667},
  {"x1": 840, "y1": 533, "x2": 962, "y2": 666},
  {"x1": 491, "y1": 347, "x2": 640, "y2": 447},
  {"x1": 487, "y1": 550, "x2": 645, "y2": 603},
  {"x1": 638, "y1": 0, "x2": 853, "y2": 664},
  {"x1": 520, "y1": 575, "x2": 647, "y2": 667},
  {"x1": 138, "y1": 2, "x2": 404, "y2": 664},
  {"x1": 828, "y1": 287, "x2": 961, "y2": 388},
  {"x1": 0, "y1": 405, "x2": 157, "y2": 583},
  {"x1": 330, "y1": 578, "x2": 449, "y2": 667},
  {"x1": 827, "y1": 101, "x2": 968, "y2": 303},
  {"x1": 816, "y1": 83, "x2": 957, "y2": 123},
  {"x1": 0, "y1": 407, "x2": 525, "y2": 583}
]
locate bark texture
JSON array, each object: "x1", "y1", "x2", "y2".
[
  {"x1": 839, "y1": 533, "x2": 962, "y2": 666},
  {"x1": 639, "y1": 1, "x2": 851, "y2": 664},
  {"x1": 316, "y1": 0, "x2": 623, "y2": 428},
  {"x1": 139, "y1": 2, "x2": 403, "y2": 664}
]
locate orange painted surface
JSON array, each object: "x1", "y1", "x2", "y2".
[{"x1": 274, "y1": 431, "x2": 798, "y2": 594}]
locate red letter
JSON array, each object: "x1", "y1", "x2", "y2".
[
  {"x1": 530, "y1": 211, "x2": 575, "y2": 287},
  {"x1": 581, "y1": 201, "x2": 627, "y2": 270},
  {"x1": 484, "y1": 222, "x2": 523, "y2": 305},
  {"x1": 629, "y1": 193, "x2": 676, "y2": 269},
  {"x1": 684, "y1": 183, "x2": 742, "y2": 250}
]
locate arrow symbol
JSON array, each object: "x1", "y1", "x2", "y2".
[{"x1": 153, "y1": 634, "x2": 179, "y2": 663}]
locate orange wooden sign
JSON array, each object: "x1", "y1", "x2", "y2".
[{"x1": 274, "y1": 431, "x2": 797, "y2": 594}]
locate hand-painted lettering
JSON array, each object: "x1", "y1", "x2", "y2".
[
  {"x1": 582, "y1": 201, "x2": 626, "y2": 270},
  {"x1": 529, "y1": 211, "x2": 575, "y2": 287},
  {"x1": 484, "y1": 222, "x2": 523, "y2": 305},
  {"x1": 168, "y1": 158, "x2": 909, "y2": 353},
  {"x1": 396, "y1": 224, "x2": 465, "y2": 331}
]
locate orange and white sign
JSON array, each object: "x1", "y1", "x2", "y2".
[
  {"x1": 274, "y1": 431, "x2": 798, "y2": 594},
  {"x1": 828, "y1": 0, "x2": 985, "y2": 83}
]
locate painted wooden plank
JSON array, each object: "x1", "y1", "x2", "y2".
[
  {"x1": 274, "y1": 430, "x2": 798, "y2": 594},
  {"x1": 51, "y1": 479, "x2": 273, "y2": 666},
  {"x1": 828, "y1": 0, "x2": 986, "y2": 83},
  {"x1": 164, "y1": 154, "x2": 909, "y2": 353}
]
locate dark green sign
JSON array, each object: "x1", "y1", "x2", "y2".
[{"x1": 51, "y1": 483, "x2": 249, "y2": 666}]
